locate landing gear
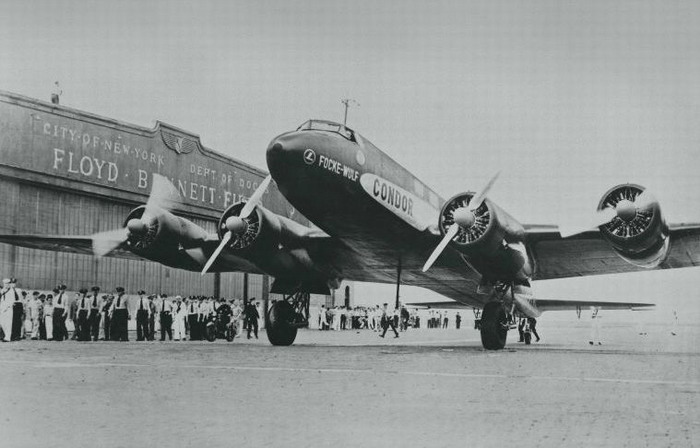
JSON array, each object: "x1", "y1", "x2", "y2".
[
  {"x1": 480, "y1": 302, "x2": 509, "y2": 350},
  {"x1": 265, "y1": 291, "x2": 310, "y2": 346}
]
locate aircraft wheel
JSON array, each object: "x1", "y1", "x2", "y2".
[
  {"x1": 205, "y1": 323, "x2": 216, "y2": 342},
  {"x1": 266, "y1": 301, "x2": 298, "y2": 346},
  {"x1": 480, "y1": 302, "x2": 508, "y2": 350}
]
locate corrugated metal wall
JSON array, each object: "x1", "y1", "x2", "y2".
[{"x1": 0, "y1": 177, "x2": 263, "y2": 298}]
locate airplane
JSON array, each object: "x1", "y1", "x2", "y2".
[{"x1": 2, "y1": 118, "x2": 699, "y2": 349}]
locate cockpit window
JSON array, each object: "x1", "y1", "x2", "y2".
[{"x1": 297, "y1": 120, "x2": 356, "y2": 142}]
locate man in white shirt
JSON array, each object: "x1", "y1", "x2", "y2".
[
  {"x1": 379, "y1": 303, "x2": 399, "y2": 338},
  {"x1": 44, "y1": 295, "x2": 54, "y2": 341},
  {"x1": 187, "y1": 297, "x2": 200, "y2": 341},
  {"x1": 27, "y1": 291, "x2": 41, "y2": 340},
  {"x1": 318, "y1": 305, "x2": 327, "y2": 330},
  {"x1": 0, "y1": 278, "x2": 15, "y2": 341},
  {"x1": 8, "y1": 279, "x2": 24, "y2": 341},
  {"x1": 158, "y1": 294, "x2": 173, "y2": 341},
  {"x1": 88, "y1": 286, "x2": 101, "y2": 341},
  {"x1": 109, "y1": 287, "x2": 129, "y2": 341},
  {"x1": 52, "y1": 284, "x2": 68, "y2": 341},
  {"x1": 231, "y1": 299, "x2": 243, "y2": 338},
  {"x1": 135, "y1": 290, "x2": 150, "y2": 341},
  {"x1": 589, "y1": 307, "x2": 602, "y2": 345},
  {"x1": 76, "y1": 288, "x2": 91, "y2": 341},
  {"x1": 172, "y1": 296, "x2": 186, "y2": 341}
]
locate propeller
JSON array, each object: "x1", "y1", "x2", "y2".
[
  {"x1": 91, "y1": 174, "x2": 179, "y2": 257},
  {"x1": 201, "y1": 174, "x2": 272, "y2": 275},
  {"x1": 422, "y1": 172, "x2": 500, "y2": 272},
  {"x1": 559, "y1": 188, "x2": 656, "y2": 238}
]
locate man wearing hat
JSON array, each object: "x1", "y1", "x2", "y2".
[
  {"x1": 44, "y1": 294, "x2": 54, "y2": 340},
  {"x1": 158, "y1": 294, "x2": 173, "y2": 341},
  {"x1": 88, "y1": 287, "x2": 102, "y2": 341},
  {"x1": 147, "y1": 294, "x2": 157, "y2": 341},
  {"x1": 172, "y1": 296, "x2": 186, "y2": 341},
  {"x1": 9, "y1": 279, "x2": 25, "y2": 341},
  {"x1": 0, "y1": 278, "x2": 15, "y2": 341},
  {"x1": 187, "y1": 296, "x2": 200, "y2": 341},
  {"x1": 52, "y1": 284, "x2": 69, "y2": 341},
  {"x1": 51, "y1": 285, "x2": 68, "y2": 340},
  {"x1": 244, "y1": 298, "x2": 260, "y2": 339},
  {"x1": 109, "y1": 287, "x2": 129, "y2": 341},
  {"x1": 75, "y1": 288, "x2": 91, "y2": 341},
  {"x1": 37, "y1": 294, "x2": 47, "y2": 340},
  {"x1": 100, "y1": 293, "x2": 113, "y2": 341},
  {"x1": 27, "y1": 291, "x2": 41, "y2": 340},
  {"x1": 135, "y1": 290, "x2": 150, "y2": 341}
]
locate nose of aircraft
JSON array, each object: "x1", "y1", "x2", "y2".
[{"x1": 266, "y1": 132, "x2": 305, "y2": 183}]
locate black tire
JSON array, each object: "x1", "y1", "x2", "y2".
[
  {"x1": 524, "y1": 332, "x2": 531, "y2": 345},
  {"x1": 226, "y1": 327, "x2": 234, "y2": 342},
  {"x1": 480, "y1": 302, "x2": 508, "y2": 350},
  {"x1": 266, "y1": 301, "x2": 298, "y2": 346},
  {"x1": 205, "y1": 323, "x2": 216, "y2": 342}
]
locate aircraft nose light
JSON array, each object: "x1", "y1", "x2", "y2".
[
  {"x1": 225, "y1": 216, "x2": 247, "y2": 234},
  {"x1": 127, "y1": 218, "x2": 147, "y2": 234},
  {"x1": 453, "y1": 207, "x2": 475, "y2": 228},
  {"x1": 616, "y1": 199, "x2": 637, "y2": 222}
]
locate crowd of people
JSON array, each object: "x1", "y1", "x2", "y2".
[
  {"x1": 0, "y1": 278, "x2": 265, "y2": 343},
  {"x1": 1, "y1": 277, "x2": 489, "y2": 345},
  {"x1": 316, "y1": 304, "x2": 465, "y2": 336}
]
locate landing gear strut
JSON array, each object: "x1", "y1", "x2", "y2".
[{"x1": 265, "y1": 291, "x2": 310, "y2": 346}]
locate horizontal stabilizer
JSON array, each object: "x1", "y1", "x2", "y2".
[
  {"x1": 533, "y1": 299, "x2": 655, "y2": 312},
  {"x1": 405, "y1": 301, "x2": 474, "y2": 310},
  {"x1": 406, "y1": 298, "x2": 654, "y2": 313}
]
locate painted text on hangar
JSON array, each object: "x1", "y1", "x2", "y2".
[{"x1": 0, "y1": 90, "x2": 302, "y2": 222}]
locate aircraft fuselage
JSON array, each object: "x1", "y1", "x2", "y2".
[{"x1": 266, "y1": 120, "x2": 534, "y2": 287}]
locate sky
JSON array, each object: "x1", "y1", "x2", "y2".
[{"x1": 1, "y1": 0, "x2": 699, "y2": 321}]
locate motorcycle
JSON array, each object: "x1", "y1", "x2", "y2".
[{"x1": 204, "y1": 312, "x2": 236, "y2": 342}]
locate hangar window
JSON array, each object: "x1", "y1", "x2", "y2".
[{"x1": 297, "y1": 120, "x2": 356, "y2": 142}]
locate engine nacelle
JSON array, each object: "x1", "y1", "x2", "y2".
[
  {"x1": 216, "y1": 202, "x2": 282, "y2": 254},
  {"x1": 597, "y1": 184, "x2": 670, "y2": 268},
  {"x1": 438, "y1": 192, "x2": 523, "y2": 253},
  {"x1": 216, "y1": 202, "x2": 334, "y2": 286},
  {"x1": 123, "y1": 206, "x2": 208, "y2": 256},
  {"x1": 438, "y1": 192, "x2": 529, "y2": 278}
]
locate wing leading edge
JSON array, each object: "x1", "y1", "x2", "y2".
[{"x1": 526, "y1": 223, "x2": 700, "y2": 280}]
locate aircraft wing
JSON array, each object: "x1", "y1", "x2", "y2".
[
  {"x1": 525, "y1": 223, "x2": 700, "y2": 280},
  {"x1": 0, "y1": 234, "x2": 140, "y2": 260}
]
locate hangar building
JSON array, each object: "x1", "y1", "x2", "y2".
[{"x1": 0, "y1": 90, "x2": 351, "y2": 310}]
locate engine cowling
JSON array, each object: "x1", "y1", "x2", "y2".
[
  {"x1": 123, "y1": 205, "x2": 207, "y2": 255},
  {"x1": 216, "y1": 202, "x2": 282, "y2": 253},
  {"x1": 437, "y1": 192, "x2": 529, "y2": 279},
  {"x1": 597, "y1": 184, "x2": 670, "y2": 268},
  {"x1": 215, "y1": 202, "x2": 335, "y2": 287}
]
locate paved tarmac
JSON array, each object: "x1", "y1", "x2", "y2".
[{"x1": 0, "y1": 322, "x2": 698, "y2": 448}]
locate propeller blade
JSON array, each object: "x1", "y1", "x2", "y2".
[
  {"x1": 240, "y1": 175, "x2": 272, "y2": 219},
  {"x1": 633, "y1": 189, "x2": 655, "y2": 210},
  {"x1": 422, "y1": 225, "x2": 459, "y2": 272},
  {"x1": 92, "y1": 228, "x2": 129, "y2": 258},
  {"x1": 468, "y1": 171, "x2": 501, "y2": 212},
  {"x1": 201, "y1": 231, "x2": 232, "y2": 275},
  {"x1": 559, "y1": 207, "x2": 617, "y2": 238},
  {"x1": 143, "y1": 173, "x2": 180, "y2": 220}
]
